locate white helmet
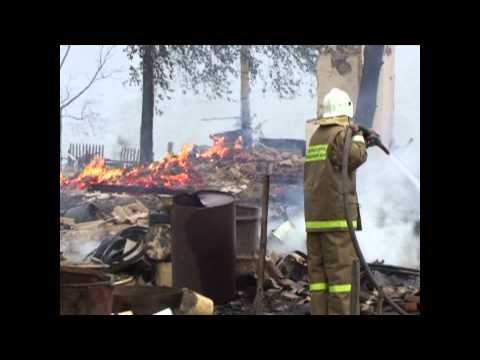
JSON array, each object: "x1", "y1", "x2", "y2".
[{"x1": 322, "y1": 88, "x2": 354, "y2": 118}]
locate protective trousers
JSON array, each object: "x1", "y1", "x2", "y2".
[{"x1": 307, "y1": 231, "x2": 358, "y2": 315}]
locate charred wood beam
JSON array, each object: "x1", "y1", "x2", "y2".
[
  {"x1": 367, "y1": 263, "x2": 420, "y2": 277},
  {"x1": 351, "y1": 259, "x2": 360, "y2": 315},
  {"x1": 253, "y1": 165, "x2": 272, "y2": 315},
  {"x1": 87, "y1": 184, "x2": 193, "y2": 195}
]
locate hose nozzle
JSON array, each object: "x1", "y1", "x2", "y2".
[{"x1": 358, "y1": 125, "x2": 390, "y2": 155}]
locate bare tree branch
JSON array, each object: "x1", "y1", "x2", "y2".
[
  {"x1": 63, "y1": 100, "x2": 102, "y2": 138},
  {"x1": 60, "y1": 45, "x2": 71, "y2": 70},
  {"x1": 63, "y1": 101, "x2": 97, "y2": 121},
  {"x1": 62, "y1": 114, "x2": 84, "y2": 121},
  {"x1": 96, "y1": 66, "x2": 124, "y2": 82},
  {"x1": 60, "y1": 86, "x2": 71, "y2": 105},
  {"x1": 60, "y1": 45, "x2": 116, "y2": 110}
]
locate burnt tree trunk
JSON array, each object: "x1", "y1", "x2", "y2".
[
  {"x1": 240, "y1": 45, "x2": 253, "y2": 148},
  {"x1": 140, "y1": 45, "x2": 154, "y2": 164},
  {"x1": 355, "y1": 45, "x2": 385, "y2": 128}
]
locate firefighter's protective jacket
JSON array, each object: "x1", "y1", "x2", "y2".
[{"x1": 304, "y1": 116, "x2": 367, "y2": 232}]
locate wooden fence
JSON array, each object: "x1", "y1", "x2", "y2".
[
  {"x1": 65, "y1": 144, "x2": 143, "y2": 169},
  {"x1": 119, "y1": 147, "x2": 140, "y2": 165},
  {"x1": 67, "y1": 144, "x2": 104, "y2": 167}
]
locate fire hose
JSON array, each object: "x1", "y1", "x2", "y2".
[{"x1": 342, "y1": 126, "x2": 408, "y2": 315}]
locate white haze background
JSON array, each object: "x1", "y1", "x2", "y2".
[{"x1": 60, "y1": 45, "x2": 420, "y2": 268}]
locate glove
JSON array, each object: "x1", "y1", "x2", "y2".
[
  {"x1": 360, "y1": 127, "x2": 380, "y2": 148},
  {"x1": 366, "y1": 136, "x2": 377, "y2": 148},
  {"x1": 350, "y1": 123, "x2": 362, "y2": 135}
]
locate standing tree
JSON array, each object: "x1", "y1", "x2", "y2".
[
  {"x1": 125, "y1": 45, "x2": 318, "y2": 162},
  {"x1": 139, "y1": 45, "x2": 154, "y2": 163},
  {"x1": 239, "y1": 45, "x2": 319, "y2": 147},
  {"x1": 60, "y1": 45, "x2": 118, "y2": 159},
  {"x1": 240, "y1": 45, "x2": 253, "y2": 147}
]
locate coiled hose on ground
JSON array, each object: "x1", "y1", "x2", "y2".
[{"x1": 342, "y1": 126, "x2": 408, "y2": 315}]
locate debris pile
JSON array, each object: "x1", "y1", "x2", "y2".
[
  {"x1": 216, "y1": 253, "x2": 420, "y2": 315},
  {"x1": 359, "y1": 262, "x2": 421, "y2": 315},
  {"x1": 60, "y1": 137, "x2": 419, "y2": 315},
  {"x1": 60, "y1": 196, "x2": 420, "y2": 315}
]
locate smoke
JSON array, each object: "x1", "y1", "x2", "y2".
[
  {"x1": 266, "y1": 143, "x2": 420, "y2": 268},
  {"x1": 267, "y1": 215, "x2": 307, "y2": 255},
  {"x1": 60, "y1": 228, "x2": 107, "y2": 263},
  {"x1": 355, "y1": 45, "x2": 420, "y2": 268},
  {"x1": 113, "y1": 136, "x2": 131, "y2": 160},
  {"x1": 356, "y1": 146, "x2": 420, "y2": 268}
]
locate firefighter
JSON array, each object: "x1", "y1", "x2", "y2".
[{"x1": 304, "y1": 88, "x2": 368, "y2": 315}]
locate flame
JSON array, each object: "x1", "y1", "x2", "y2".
[
  {"x1": 179, "y1": 144, "x2": 194, "y2": 160},
  {"x1": 80, "y1": 157, "x2": 124, "y2": 183},
  {"x1": 60, "y1": 136, "x2": 243, "y2": 190},
  {"x1": 60, "y1": 172, "x2": 67, "y2": 186},
  {"x1": 198, "y1": 136, "x2": 229, "y2": 159},
  {"x1": 234, "y1": 136, "x2": 243, "y2": 149}
]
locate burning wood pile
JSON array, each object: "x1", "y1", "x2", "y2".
[{"x1": 60, "y1": 135, "x2": 305, "y2": 199}]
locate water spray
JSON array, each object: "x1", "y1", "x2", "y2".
[
  {"x1": 358, "y1": 124, "x2": 420, "y2": 192},
  {"x1": 342, "y1": 126, "x2": 409, "y2": 315},
  {"x1": 388, "y1": 154, "x2": 420, "y2": 192}
]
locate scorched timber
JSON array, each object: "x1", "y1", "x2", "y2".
[
  {"x1": 367, "y1": 263, "x2": 420, "y2": 277},
  {"x1": 87, "y1": 184, "x2": 193, "y2": 195}
]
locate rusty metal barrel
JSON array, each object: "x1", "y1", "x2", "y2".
[
  {"x1": 171, "y1": 190, "x2": 236, "y2": 304},
  {"x1": 236, "y1": 205, "x2": 260, "y2": 257},
  {"x1": 235, "y1": 205, "x2": 260, "y2": 275},
  {"x1": 60, "y1": 265, "x2": 113, "y2": 315}
]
